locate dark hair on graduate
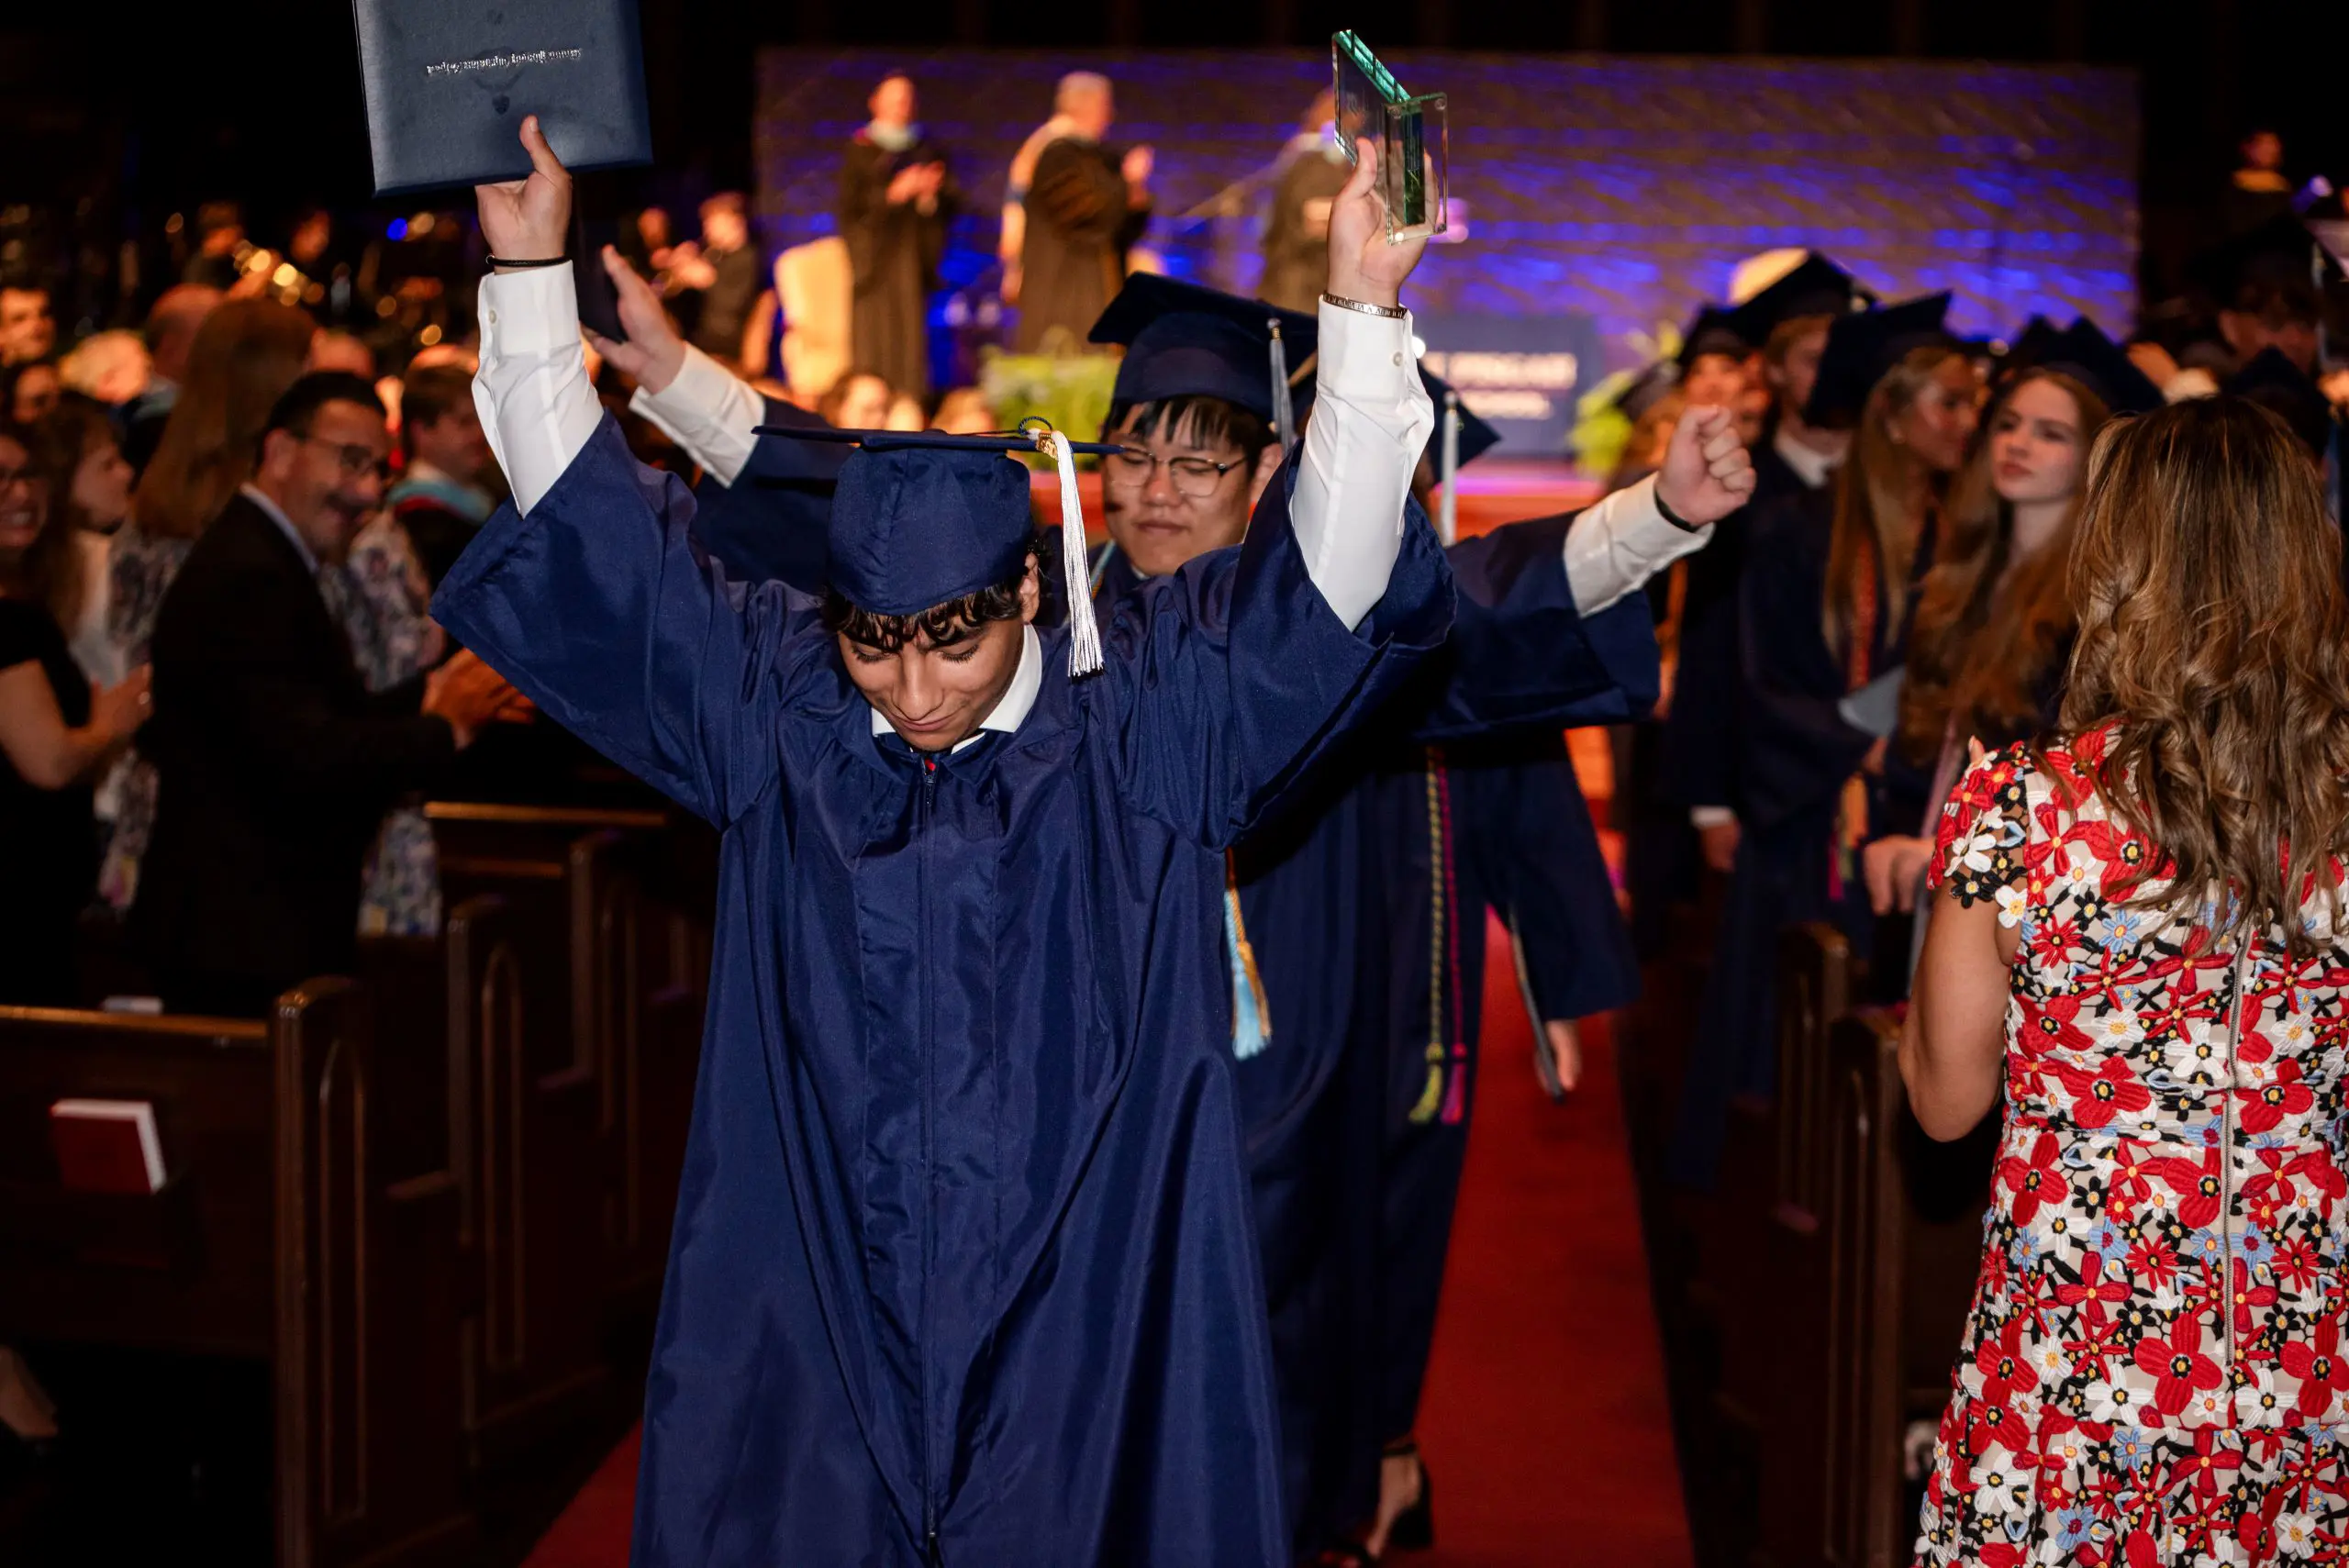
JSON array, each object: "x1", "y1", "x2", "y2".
[
  {"x1": 821, "y1": 530, "x2": 1045, "y2": 652},
  {"x1": 1107, "y1": 394, "x2": 1275, "y2": 458}
]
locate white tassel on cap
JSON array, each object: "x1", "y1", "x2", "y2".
[
  {"x1": 1037, "y1": 429, "x2": 1104, "y2": 678},
  {"x1": 1438, "y1": 390, "x2": 1462, "y2": 547}
]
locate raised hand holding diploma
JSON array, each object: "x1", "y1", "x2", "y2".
[
  {"x1": 476, "y1": 116, "x2": 573, "y2": 271},
  {"x1": 1653, "y1": 405, "x2": 1757, "y2": 527}
]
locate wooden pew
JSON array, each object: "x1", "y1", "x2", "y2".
[
  {"x1": 425, "y1": 804, "x2": 710, "y2": 1456},
  {"x1": 0, "y1": 986, "x2": 472, "y2": 1567}
]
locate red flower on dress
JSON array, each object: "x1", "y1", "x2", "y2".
[
  {"x1": 2166, "y1": 1428, "x2": 2247, "y2": 1503},
  {"x1": 2000, "y1": 1131, "x2": 2070, "y2": 1227},
  {"x1": 2240, "y1": 1057, "x2": 2317, "y2": 1134},
  {"x1": 1976, "y1": 1316, "x2": 2042, "y2": 1407},
  {"x1": 2133, "y1": 1313, "x2": 2223, "y2": 1416},
  {"x1": 2055, "y1": 1251, "x2": 2133, "y2": 1322},
  {"x1": 2144, "y1": 1146, "x2": 2227, "y2": 1229},
  {"x1": 2227, "y1": 1258, "x2": 2280, "y2": 1343},
  {"x1": 2023, "y1": 993, "x2": 2101, "y2": 1058},
  {"x1": 2279, "y1": 1315, "x2": 2349, "y2": 1421},
  {"x1": 2052, "y1": 1053, "x2": 2154, "y2": 1129}
]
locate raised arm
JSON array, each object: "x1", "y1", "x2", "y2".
[{"x1": 433, "y1": 118, "x2": 802, "y2": 825}]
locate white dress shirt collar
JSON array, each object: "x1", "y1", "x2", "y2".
[
  {"x1": 866, "y1": 622, "x2": 1044, "y2": 751},
  {"x1": 1772, "y1": 427, "x2": 1838, "y2": 491},
  {"x1": 240, "y1": 482, "x2": 318, "y2": 574}
]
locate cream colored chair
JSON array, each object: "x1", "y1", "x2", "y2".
[{"x1": 775, "y1": 238, "x2": 852, "y2": 406}]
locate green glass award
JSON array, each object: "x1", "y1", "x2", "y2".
[{"x1": 1331, "y1": 30, "x2": 1448, "y2": 243}]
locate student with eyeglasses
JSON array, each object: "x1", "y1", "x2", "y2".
[{"x1": 130, "y1": 373, "x2": 527, "y2": 1016}]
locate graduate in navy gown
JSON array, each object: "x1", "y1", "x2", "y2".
[
  {"x1": 439, "y1": 118, "x2": 1452, "y2": 1568},
  {"x1": 616, "y1": 250, "x2": 1755, "y2": 1560},
  {"x1": 1361, "y1": 393, "x2": 1642, "y2": 1553},
  {"x1": 1650, "y1": 253, "x2": 1864, "y2": 917},
  {"x1": 1665, "y1": 293, "x2": 1979, "y2": 1187}
]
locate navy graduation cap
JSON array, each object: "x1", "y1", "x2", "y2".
[
  {"x1": 2188, "y1": 212, "x2": 2345, "y2": 305},
  {"x1": 1726, "y1": 250, "x2": 1867, "y2": 345},
  {"x1": 1088, "y1": 273, "x2": 1319, "y2": 442},
  {"x1": 1676, "y1": 306, "x2": 1752, "y2": 372},
  {"x1": 1802, "y1": 292, "x2": 1954, "y2": 429},
  {"x1": 763, "y1": 424, "x2": 1125, "y2": 676},
  {"x1": 2226, "y1": 347, "x2": 2338, "y2": 459},
  {"x1": 2043, "y1": 318, "x2": 2166, "y2": 417}
]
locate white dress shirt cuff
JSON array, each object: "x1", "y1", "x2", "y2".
[
  {"x1": 1292, "y1": 300, "x2": 1434, "y2": 630},
  {"x1": 473, "y1": 268, "x2": 603, "y2": 517},
  {"x1": 628, "y1": 344, "x2": 764, "y2": 486},
  {"x1": 1690, "y1": 806, "x2": 1738, "y2": 829},
  {"x1": 1563, "y1": 473, "x2": 1712, "y2": 617}
]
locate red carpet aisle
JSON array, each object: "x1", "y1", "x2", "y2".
[
  {"x1": 1408, "y1": 916, "x2": 1692, "y2": 1566},
  {"x1": 519, "y1": 910, "x2": 1687, "y2": 1567}
]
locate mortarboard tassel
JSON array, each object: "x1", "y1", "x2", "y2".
[
  {"x1": 1268, "y1": 317, "x2": 1295, "y2": 450},
  {"x1": 1437, "y1": 390, "x2": 1462, "y2": 547},
  {"x1": 1036, "y1": 429, "x2": 1104, "y2": 678}
]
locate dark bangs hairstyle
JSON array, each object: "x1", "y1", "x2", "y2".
[
  {"x1": 1107, "y1": 393, "x2": 1275, "y2": 459},
  {"x1": 821, "y1": 530, "x2": 1045, "y2": 652},
  {"x1": 0, "y1": 418, "x2": 83, "y2": 632}
]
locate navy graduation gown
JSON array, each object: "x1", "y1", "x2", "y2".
[
  {"x1": 432, "y1": 417, "x2": 1454, "y2": 1566},
  {"x1": 1373, "y1": 730, "x2": 1637, "y2": 1441},
  {"x1": 680, "y1": 393, "x2": 840, "y2": 594},
  {"x1": 1665, "y1": 485, "x2": 1909, "y2": 1187},
  {"x1": 1216, "y1": 508, "x2": 1658, "y2": 1550}
]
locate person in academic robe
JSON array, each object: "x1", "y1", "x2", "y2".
[
  {"x1": 442, "y1": 117, "x2": 1461, "y2": 1568},
  {"x1": 1858, "y1": 320, "x2": 2156, "y2": 954},
  {"x1": 133, "y1": 373, "x2": 521, "y2": 1015},
  {"x1": 1008, "y1": 72, "x2": 1152, "y2": 353},
  {"x1": 1666, "y1": 295, "x2": 1977, "y2": 1187},
  {"x1": 1358, "y1": 383, "x2": 1643, "y2": 1552},
  {"x1": 836, "y1": 75, "x2": 955, "y2": 400},
  {"x1": 629, "y1": 250, "x2": 1756, "y2": 1557},
  {"x1": 1260, "y1": 95, "x2": 1352, "y2": 316},
  {"x1": 1638, "y1": 254, "x2": 1863, "y2": 953}
]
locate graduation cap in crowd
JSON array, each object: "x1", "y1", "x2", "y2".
[
  {"x1": 1999, "y1": 315, "x2": 2064, "y2": 378},
  {"x1": 1726, "y1": 250, "x2": 1868, "y2": 345},
  {"x1": 1421, "y1": 363, "x2": 1501, "y2": 543},
  {"x1": 1675, "y1": 306, "x2": 1751, "y2": 373},
  {"x1": 2225, "y1": 347, "x2": 2339, "y2": 459},
  {"x1": 2038, "y1": 317, "x2": 2166, "y2": 417},
  {"x1": 1801, "y1": 292, "x2": 1954, "y2": 429},
  {"x1": 2187, "y1": 212, "x2": 2345, "y2": 308},
  {"x1": 1089, "y1": 273, "x2": 1319, "y2": 443},
  {"x1": 764, "y1": 424, "x2": 1125, "y2": 676},
  {"x1": 1604, "y1": 356, "x2": 1684, "y2": 424}
]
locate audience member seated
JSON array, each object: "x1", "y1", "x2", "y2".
[
  {"x1": 0, "y1": 282, "x2": 55, "y2": 366},
  {"x1": 931, "y1": 386, "x2": 996, "y2": 434},
  {"x1": 385, "y1": 362, "x2": 497, "y2": 588},
  {"x1": 337, "y1": 501, "x2": 452, "y2": 938},
  {"x1": 57, "y1": 329, "x2": 153, "y2": 409},
  {"x1": 307, "y1": 328, "x2": 376, "y2": 380},
  {"x1": 6, "y1": 358, "x2": 61, "y2": 423},
  {"x1": 123, "y1": 284, "x2": 225, "y2": 477},
  {"x1": 99, "y1": 298, "x2": 317, "y2": 916},
  {"x1": 816, "y1": 365, "x2": 896, "y2": 428},
  {"x1": 0, "y1": 419, "x2": 150, "y2": 1006},
  {"x1": 671, "y1": 192, "x2": 764, "y2": 367},
  {"x1": 131, "y1": 373, "x2": 521, "y2": 1016}
]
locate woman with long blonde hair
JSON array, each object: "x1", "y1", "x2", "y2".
[
  {"x1": 1907, "y1": 394, "x2": 2349, "y2": 1559},
  {"x1": 1667, "y1": 305, "x2": 1976, "y2": 1185}
]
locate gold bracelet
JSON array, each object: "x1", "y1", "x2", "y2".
[{"x1": 1320, "y1": 291, "x2": 1407, "y2": 319}]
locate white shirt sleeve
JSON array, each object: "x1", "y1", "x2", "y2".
[
  {"x1": 473, "y1": 267, "x2": 606, "y2": 517},
  {"x1": 1563, "y1": 473, "x2": 1712, "y2": 617},
  {"x1": 1291, "y1": 300, "x2": 1435, "y2": 630},
  {"x1": 628, "y1": 345, "x2": 765, "y2": 485}
]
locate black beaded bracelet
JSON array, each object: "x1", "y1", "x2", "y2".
[{"x1": 484, "y1": 254, "x2": 569, "y2": 271}]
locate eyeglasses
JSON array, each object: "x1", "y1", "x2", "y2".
[
  {"x1": 1103, "y1": 446, "x2": 1246, "y2": 500},
  {"x1": 304, "y1": 436, "x2": 394, "y2": 484}
]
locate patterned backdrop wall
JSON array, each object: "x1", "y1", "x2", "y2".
[{"x1": 756, "y1": 47, "x2": 2138, "y2": 390}]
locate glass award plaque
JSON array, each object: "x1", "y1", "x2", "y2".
[{"x1": 1331, "y1": 30, "x2": 1448, "y2": 243}]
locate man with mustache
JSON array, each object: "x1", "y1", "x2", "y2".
[{"x1": 134, "y1": 371, "x2": 522, "y2": 1015}]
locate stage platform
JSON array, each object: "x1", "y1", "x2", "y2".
[{"x1": 1031, "y1": 458, "x2": 1599, "y2": 542}]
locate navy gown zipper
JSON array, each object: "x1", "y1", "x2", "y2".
[{"x1": 918, "y1": 752, "x2": 940, "y2": 1562}]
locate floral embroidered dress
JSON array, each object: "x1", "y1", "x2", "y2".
[{"x1": 1917, "y1": 729, "x2": 2349, "y2": 1564}]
